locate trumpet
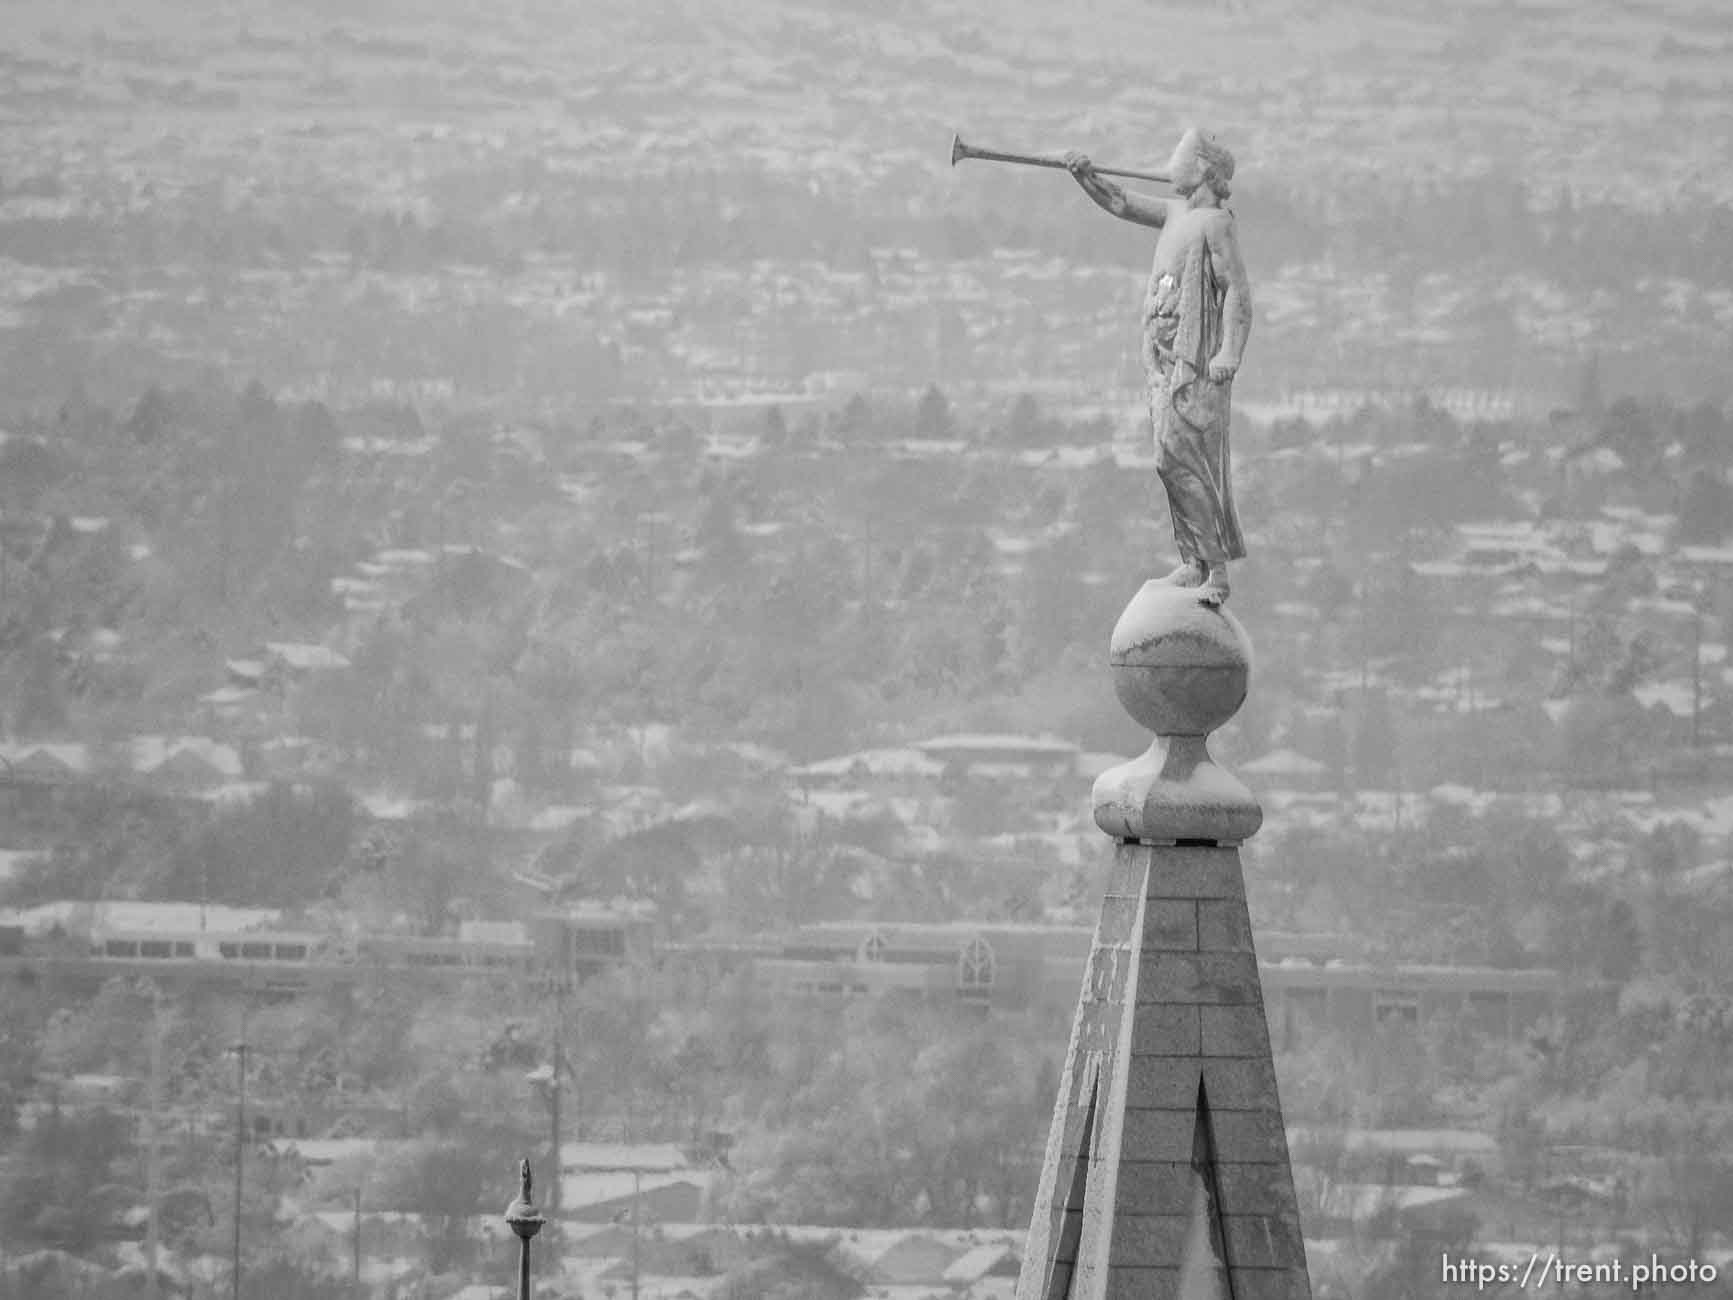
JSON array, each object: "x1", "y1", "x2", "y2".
[{"x1": 949, "y1": 132, "x2": 1173, "y2": 186}]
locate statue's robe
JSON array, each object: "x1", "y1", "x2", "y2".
[{"x1": 1143, "y1": 229, "x2": 1246, "y2": 565}]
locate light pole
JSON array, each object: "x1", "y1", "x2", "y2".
[
  {"x1": 231, "y1": 1038, "x2": 246, "y2": 1300},
  {"x1": 549, "y1": 973, "x2": 564, "y2": 1223},
  {"x1": 227, "y1": 1001, "x2": 249, "y2": 1300},
  {"x1": 351, "y1": 1183, "x2": 363, "y2": 1299},
  {"x1": 146, "y1": 982, "x2": 163, "y2": 1300},
  {"x1": 528, "y1": 965, "x2": 570, "y2": 1239},
  {"x1": 1691, "y1": 593, "x2": 1703, "y2": 749},
  {"x1": 631, "y1": 1169, "x2": 642, "y2": 1300},
  {"x1": 504, "y1": 1159, "x2": 546, "y2": 1300}
]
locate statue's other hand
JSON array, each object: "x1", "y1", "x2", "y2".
[
  {"x1": 1063, "y1": 150, "x2": 1094, "y2": 178},
  {"x1": 1207, "y1": 355, "x2": 1238, "y2": 383}
]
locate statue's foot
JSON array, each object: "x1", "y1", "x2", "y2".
[
  {"x1": 1196, "y1": 570, "x2": 1231, "y2": 606},
  {"x1": 1153, "y1": 561, "x2": 1206, "y2": 589}
]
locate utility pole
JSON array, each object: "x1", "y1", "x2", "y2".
[
  {"x1": 863, "y1": 511, "x2": 873, "y2": 595},
  {"x1": 146, "y1": 983, "x2": 163, "y2": 1300},
  {"x1": 549, "y1": 975, "x2": 564, "y2": 1224},
  {"x1": 229, "y1": 1001, "x2": 249, "y2": 1300},
  {"x1": 1567, "y1": 589, "x2": 1577, "y2": 680},
  {"x1": 527, "y1": 959, "x2": 569, "y2": 1259},
  {"x1": 1692, "y1": 600, "x2": 1703, "y2": 749},
  {"x1": 1358, "y1": 579, "x2": 1369, "y2": 693},
  {"x1": 631, "y1": 1168, "x2": 642, "y2": 1300},
  {"x1": 352, "y1": 1183, "x2": 362, "y2": 1298}
]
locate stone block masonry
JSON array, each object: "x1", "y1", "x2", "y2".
[{"x1": 1015, "y1": 843, "x2": 1312, "y2": 1300}]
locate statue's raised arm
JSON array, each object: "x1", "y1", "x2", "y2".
[
  {"x1": 1064, "y1": 151, "x2": 1170, "y2": 229},
  {"x1": 947, "y1": 131, "x2": 1173, "y2": 229}
]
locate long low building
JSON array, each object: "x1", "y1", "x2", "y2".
[
  {"x1": 720, "y1": 922, "x2": 1572, "y2": 1044},
  {"x1": 0, "y1": 900, "x2": 655, "y2": 996}
]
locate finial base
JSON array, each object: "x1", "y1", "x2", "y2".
[
  {"x1": 1094, "y1": 580, "x2": 1262, "y2": 845},
  {"x1": 1092, "y1": 735, "x2": 1262, "y2": 845}
]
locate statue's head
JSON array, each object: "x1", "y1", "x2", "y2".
[{"x1": 1169, "y1": 127, "x2": 1235, "y2": 200}]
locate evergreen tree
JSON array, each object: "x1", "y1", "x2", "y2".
[
  {"x1": 834, "y1": 393, "x2": 873, "y2": 440},
  {"x1": 0, "y1": 1106, "x2": 133, "y2": 1251},
  {"x1": 1006, "y1": 392, "x2": 1043, "y2": 446},
  {"x1": 1350, "y1": 689, "x2": 1400, "y2": 789},
  {"x1": 913, "y1": 384, "x2": 954, "y2": 440},
  {"x1": 13, "y1": 638, "x2": 66, "y2": 737},
  {"x1": 1574, "y1": 351, "x2": 1603, "y2": 417},
  {"x1": 124, "y1": 384, "x2": 174, "y2": 444},
  {"x1": 761, "y1": 404, "x2": 789, "y2": 448},
  {"x1": 1676, "y1": 467, "x2": 1732, "y2": 545},
  {"x1": 1597, "y1": 899, "x2": 1643, "y2": 983}
]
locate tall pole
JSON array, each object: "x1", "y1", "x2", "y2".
[
  {"x1": 631, "y1": 1169, "x2": 641, "y2": 1300},
  {"x1": 146, "y1": 983, "x2": 162, "y2": 1300},
  {"x1": 1358, "y1": 580, "x2": 1369, "y2": 693},
  {"x1": 352, "y1": 1183, "x2": 362, "y2": 1298},
  {"x1": 233, "y1": 1040, "x2": 246, "y2": 1300},
  {"x1": 549, "y1": 975, "x2": 563, "y2": 1224},
  {"x1": 1567, "y1": 589, "x2": 1577, "y2": 679},
  {"x1": 231, "y1": 1002, "x2": 249, "y2": 1300},
  {"x1": 1692, "y1": 601, "x2": 1703, "y2": 749}
]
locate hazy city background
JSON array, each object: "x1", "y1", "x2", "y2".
[{"x1": 0, "y1": 0, "x2": 1730, "y2": 1297}]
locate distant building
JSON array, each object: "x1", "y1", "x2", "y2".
[
  {"x1": 82, "y1": 900, "x2": 282, "y2": 933},
  {"x1": 528, "y1": 906, "x2": 658, "y2": 977},
  {"x1": 911, "y1": 734, "x2": 1081, "y2": 782},
  {"x1": 1678, "y1": 543, "x2": 1733, "y2": 578},
  {"x1": 573, "y1": 1176, "x2": 709, "y2": 1225},
  {"x1": 1242, "y1": 748, "x2": 1332, "y2": 791},
  {"x1": 0, "y1": 900, "x2": 652, "y2": 999},
  {"x1": 1301, "y1": 1179, "x2": 1472, "y2": 1238},
  {"x1": 198, "y1": 683, "x2": 268, "y2": 728},
  {"x1": 1292, "y1": 1127, "x2": 1505, "y2": 1237},
  {"x1": 255, "y1": 641, "x2": 353, "y2": 676},
  {"x1": 1266, "y1": 960, "x2": 1563, "y2": 1047},
  {"x1": 400, "y1": 547, "x2": 533, "y2": 623},
  {"x1": 0, "y1": 742, "x2": 92, "y2": 784},
  {"x1": 732, "y1": 922, "x2": 1565, "y2": 1043},
  {"x1": 790, "y1": 747, "x2": 946, "y2": 791},
  {"x1": 1297, "y1": 1127, "x2": 1503, "y2": 1182},
  {"x1": 130, "y1": 736, "x2": 244, "y2": 788}
]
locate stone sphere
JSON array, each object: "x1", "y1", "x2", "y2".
[{"x1": 1108, "y1": 581, "x2": 1251, "y2": 737}]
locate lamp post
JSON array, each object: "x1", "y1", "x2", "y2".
[
  {"x1": 524, "y1": 1053, "x2": 562, "y2": 1268},
  {"x1": 1691, "y1": 591, "x2": 1704, "y2": 749},
  {"x1": 227, "y1": 1010, "x2": 249, "y2": 1300},
  {"x1": 630, "y1": 1169, "x2": 642, "y2": 1300},
  {"x1": 351, "y1": 1183, "x2": 363, "y2": 1299},
  {"x1": 146, "y1": 981, "x2": 163, "y2": 1300},
  {"x1": 531, "y1": 970, "x2": 567, "y2": 1224},
  {"x1": 504, "y1": 1158, "x2": 546, "y2": 1300}
]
